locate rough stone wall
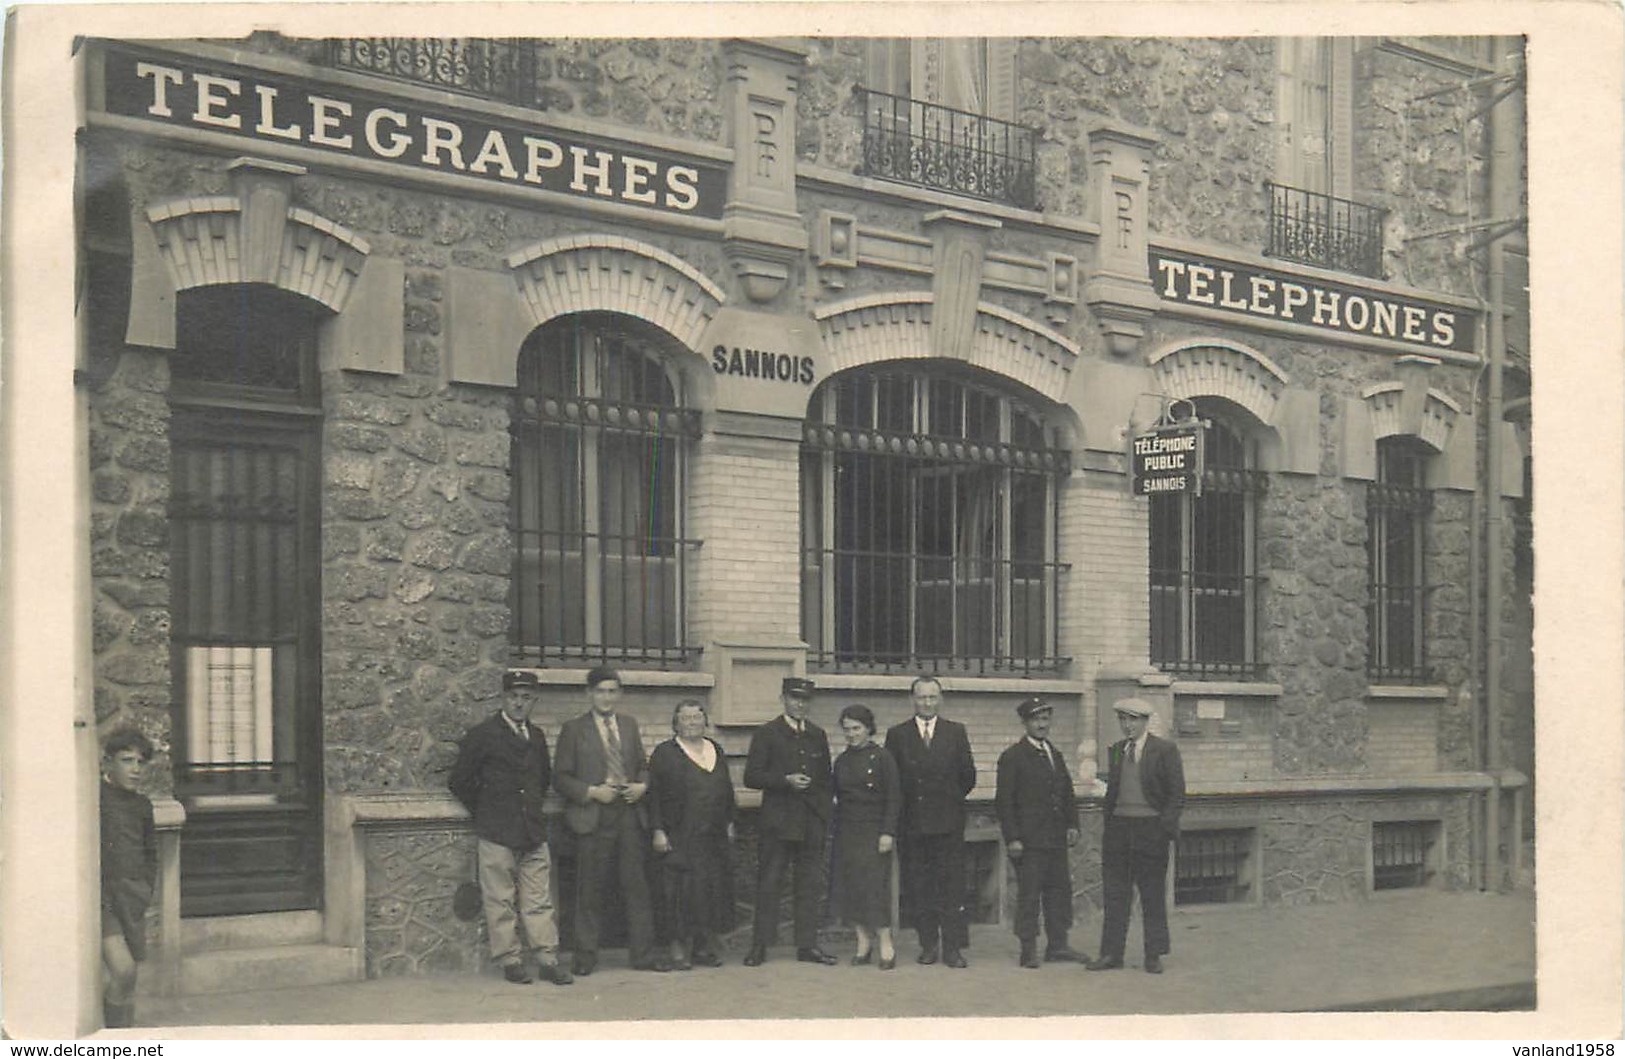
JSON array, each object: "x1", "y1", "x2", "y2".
[
  {"x1": 365, "y1": 825, "x2": 484, "y2": 976},
  {"x1": 88, "y1": 348, "x2": 175, "y2": 793},
  {"x1": 1259, "y1": 477, "x2": 1370, "y2": 774},
  {"x1": 319, "y1": 368, "x2": 514, "y2": 792},
  {"x1": 1021, "y1": 38, "x2": 1275, "y2": 247},
  {"x1": 1358, "y1": 44, "x2": 1496, "y2": 297}
]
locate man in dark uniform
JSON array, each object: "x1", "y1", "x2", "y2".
[
  {"x1": 1088, "y1": 697, "x2": 1185, "y2": 974},
  {"x1": 884, "y1": 674, "x2": 977, "y2": 967},
  {"x1": 449, "y1": 674, "x2": 572, "y2": 986},
  {"x1": 554, "y1": 666, "x2": 667, "y2": 974},
  {"x1": 742, "y1": 676, "x2": 837, "y2": 967},
  {"x1": 995, "y1": 697, "x2": 1087, "y2": 968}
]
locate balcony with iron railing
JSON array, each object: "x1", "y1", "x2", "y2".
[
  {"x1": 1266, "y1": 181, "x2": 1388, "y2": 278},
  {"x1": 327, "y1": 38, "x2": 540, "y2": 107},
  {"x1": 856, "y1": 87, "x2": 1039, "y2": 210}
]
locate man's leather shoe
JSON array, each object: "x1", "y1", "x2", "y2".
[
  {"x1": 536, "y1": 962, "x2": 573, "y2": 986},
  {"x1": 570, "y1": 952, "x2": 596, "y2": 977},
  {"x1": 692, "y1": 950, "x2": 724, "y2": 967},
  {"x1": 503, "y1": 962, "x2": 533, "y2": 984},
  {"x1": 1085, "y1": 955, "x2": 1124, "y2": 971},
  {"x1": 943, "y1": 948, "x2": 968, "y2": 969},
  {"x1": 1045, "y1": 945, "x2": 1086, "y2": 963},
  {"x1": 915, "y1": 946, "x2": 940, "y2": 966},
  {"x1": 1019, "y1": 941, "x2": 1040, "y2": 969},
  {"x1": 1144, "y1": 955, "x2": 1164, "y2": 974},
  {"x1": 742, "y1": 944, "x2": 767, "y2": 967},
  {"x1": 632, "y1": 955, "x2": 671, "y2": 972},
  {"x1": 796, "y1": 947, "x2": 838, "y2": 966}
]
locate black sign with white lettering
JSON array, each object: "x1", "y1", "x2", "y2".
[
  {"x1": 1132, "y1": 425, "x2": 1203, "y2": 496},
  {"x1": 1150, "y1": 249, "x2": 1475, "y2": 354},
  {"x1": 98, "y1": 45, "x2": 727, "y2": 219}
]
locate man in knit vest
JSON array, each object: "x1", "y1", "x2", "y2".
[{"x1": 1087, "y1": 698, "x2": 1185, "y2": 974}]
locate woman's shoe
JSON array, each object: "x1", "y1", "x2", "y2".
[
  {"x1": 851, "y1": 950, "x2": 873, "y2": 966},
  {"x1": 878, "y1": 955, "x2": 896, "y2": 971},
  {"x1": 692, "y1": 950, "x2": 724, "y2": 967}
]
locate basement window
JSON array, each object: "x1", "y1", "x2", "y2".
[
  {"x1": 1371, "y1": 819, "x2": 1440, "y2": 890},
  {"x1": 1175, "y1": 827, "x2": 1256, "y2": 906}
]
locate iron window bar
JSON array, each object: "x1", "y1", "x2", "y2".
[
  {"x1": 510, "y1": 379, "x2": 702, "y2": 670},
  {"x1": 856, "y1": 86, "x2": 1039, "y2": 210},
  {"x1": 1265, "y1": 180, "x2": 1388, "y2": 278},
  {"x1": 327, "y1": 38, "x2": 539, "y2": 107},
  {"x1": 1175, "y1": 828, "x2": 1254, "y2": 906},
  {"x1": 1367, "y1": 478, "x2": 1434, "y2": 684},
  {"x1": 1149, "y1": 466, "x2": 1268, "y2": 681},
  {"x1": 1372, "y1": 820, "x2": 1435, "y2": 890}
]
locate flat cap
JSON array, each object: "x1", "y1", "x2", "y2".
[
  {"x1": 782, "y1": 676, "x2": 816, "y2": 698},
  {"x1": 1016, "y1": 696, "x2": 1053, "y2": 720},
  {"x1": 1112, "y1": 697, "x2": 1154, "y2": 718}
]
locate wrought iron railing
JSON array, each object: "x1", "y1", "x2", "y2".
[
  {"x1": 1266, "y1": 181, "x2": 1387, "y2": 278},
  {"x1": 327, "y1": 38, "x2": 539, "y2": 107},
  {"x1": 856, "y1": 87, "x2": 1039, "y2": 210}
]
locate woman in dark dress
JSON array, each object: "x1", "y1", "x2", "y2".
[
  {"x1": 832, "y1": 704, "x2": 900, "y2": 970},
  {"x1": 648, "y1": 699, "x2": 736, "y2": 969}
]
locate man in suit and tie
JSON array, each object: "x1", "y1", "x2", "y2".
[
  {"x1": 742, "y1": 676, "x2": 837, "y2": 967},
  {"x1": 448, "y1": 673, "x2": 572, "y2": 985},
  {"x1": 995, "y1": 697, "x2": 1087, "y2": 969},
  {"x1": 883, "y1": 675, "x2": 977, "y2": 968},
  {"x1": 553, "y1": 666, "x2": 668, "y2": 974},
  {"x1": 1088, "y1": 697, "x2": 1185, "y2": 974}
]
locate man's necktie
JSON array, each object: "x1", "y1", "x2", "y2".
[
  {"x1": 604, "y1": 719, "x2": 627, "y2": 784},
  {"x1": 1126, "y1": 741, "x2": 1136, "y2": 764},
  {"x1": 1043, "y1": 741, "x2": 1055, "y2": 770},
  {"x1": 923, "y1": 722, "x2": 933, "y2": 748}
]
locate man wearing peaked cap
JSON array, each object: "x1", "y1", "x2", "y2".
[
  {"x1": 1089, "y1": 697, "x2": 1185, "y2": 975},
  {"x1": 741, "y1": 676, "x2": 837, "y2": 967},
  {"x1": 995, "y1": 697, "x2": 1086, "y2": 969}
]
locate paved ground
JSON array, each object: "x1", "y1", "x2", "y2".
[{"x1": 135, "y1": 890, "x2": 1534, "y2": 1035}]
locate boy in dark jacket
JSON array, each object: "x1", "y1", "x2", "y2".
[
  {"x1": 100, "y1": 728, "x2": 156, "y2": 1028},
  {"x1": 449, "y1": 681, "x2": 572, "y2": 986}
]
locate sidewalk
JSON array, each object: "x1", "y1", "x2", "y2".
[{"x1": 136, "y1": 889, "x2": 1534, "y2": 1032}]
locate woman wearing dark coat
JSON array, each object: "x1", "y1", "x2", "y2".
[
  {"x1": 648, "y1": 699, "x2": 736, "y2": 969},
  {"x1": 832, "y1": 704, "x2": 900, "y2": 970}
]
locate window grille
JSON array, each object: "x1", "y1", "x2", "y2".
[
  {"x1": 801, "y1": 367, "x2": 1068, "y2": 675},
  {"x1": 1175, "y1": 828, "x2": 1255, "y2": 906},
  {"x1": 511, "y1": 314, "x2": 701, "y2": 667},
  {"x1": 1372, "y1": 819, "x2": 1438, "y2": 890},
  {"x1": 1367, "y1": 439, "x2": 1432, "y2": 682},
  {"x1": 1149, "y1": 411, "x2": 1266, "y2": 679}
]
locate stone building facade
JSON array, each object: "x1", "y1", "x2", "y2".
[{"x1": 75, "y1": 33, "x2": 1530, "y2": 991}]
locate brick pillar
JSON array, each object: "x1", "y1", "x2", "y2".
[{"x1": 688, "y1": 413, "x2": 806, "y2": 725}]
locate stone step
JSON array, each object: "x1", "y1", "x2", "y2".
[
  {"x1": 177, "y1": 943, "x2": 362, "y2": 996},
  {"x1": 182, "y1": 910, "x2": 325, "y2": 953}
]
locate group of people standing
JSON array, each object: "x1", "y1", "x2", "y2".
[{"x1": 447, "y1": 666, "x2": 1186, "y2": 989}]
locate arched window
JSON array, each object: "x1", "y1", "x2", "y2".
[
  {"x1": 801, "y1": 365, "x2": 1068, "y2": 674},
  {"x1": 511, "y1": 313, "x2": 700, "y2": 666},
  {"x1": 1149, "y1": 401, "x2": 1264, "y2": 678},
  {"x1": 1368, "y1": 437, "x2": 1432, "y2": 682}
]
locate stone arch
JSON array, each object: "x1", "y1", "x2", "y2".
[
  {"x1": 506, "y1": 235, "x2": 726, "y2": 355},
  {"x1": 145, "y1": 198, "x2": 369, "y2": 313},
  {"x1": 1361, "y1": 382, "x2": 1462, "y2": 453},
  {"x1": 1146, "y1": 338, "x2": 1289, "y2": 427},
  {"x1": 813, "y1": 292, "x2": 1079, "y2": 403}
]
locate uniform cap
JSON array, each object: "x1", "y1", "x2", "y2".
[
  {"x1": 1016, "y1": 696, "x2": 1053, "y2": 720},
  {"x1": 782, "y1": 676, "x2": 816, "y2": 699}
]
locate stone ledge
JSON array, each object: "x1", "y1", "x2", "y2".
[
  {"x1": 507, "y1": 667, "x2": 716, "y2": 689},
  {"x1": 1367, "y1": 684, "x2": 1452, "y2": 700},
  {"x1": 1170, "y1": 680, "x2": 1284, "y2": 698},
  {"x1": 807, "y1": 673, "x2": 1087, "y2": 695},
  {"x1": 1183, "y1": 770, "x2": 1528, "y2": 798}
]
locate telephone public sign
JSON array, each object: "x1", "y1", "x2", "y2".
[{"x1": 1132, "y1": 425, "x2": 1204, "y2": 496}]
